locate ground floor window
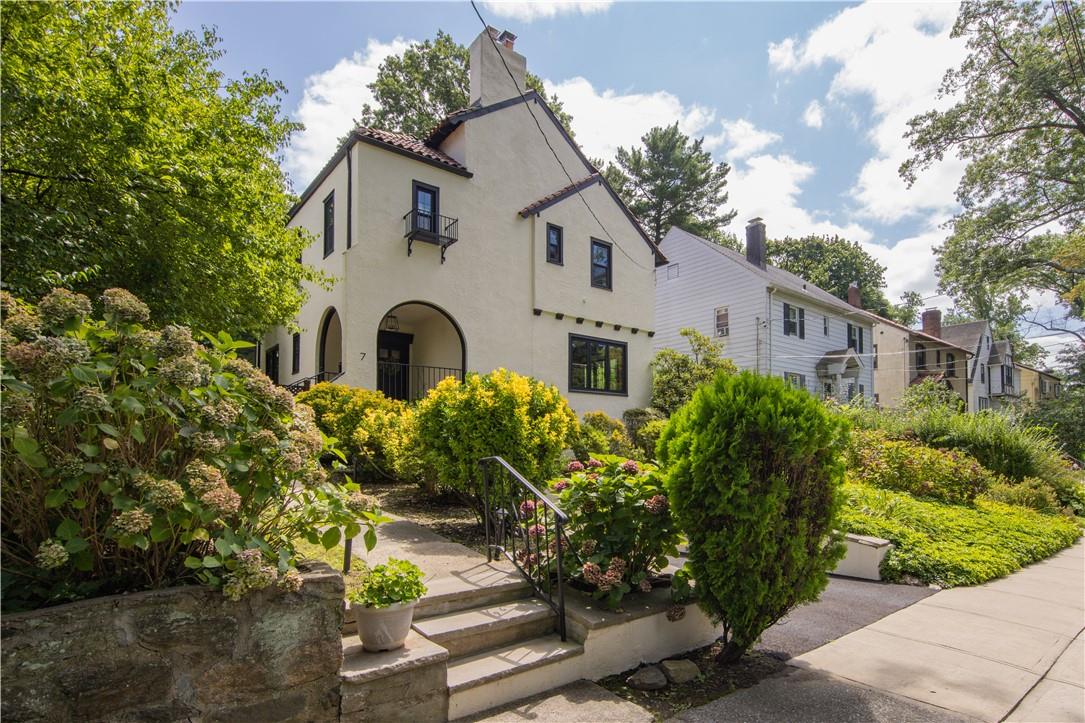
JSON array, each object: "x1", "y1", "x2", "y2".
[
  {"x1": 978, "y1": 396, "x2": 990, "y2": 410},
  {"x1": 569, "y1": 334, "x2": 627, "y2": 395},
  {"x1": 784, "y1": 371, "x2": 806, "y2": 390}
]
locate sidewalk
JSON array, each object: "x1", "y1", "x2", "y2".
[{"x1": 789, "y1": 540, "x2": 1084, "y2": 722}]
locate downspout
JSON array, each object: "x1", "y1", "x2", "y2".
[
  {"x1": 346, "y1": 145, "x2": 353, "y2": 249},
  {"x1": 766, "y1": 286, "x2": 775, "y2": 377}
]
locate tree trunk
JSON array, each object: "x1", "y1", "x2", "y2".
[{"x1": 715, "y1": 639, "x2": 745, "y2": 664}]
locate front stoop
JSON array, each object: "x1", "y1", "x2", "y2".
[{"x1": 413, "y1": 598, "x2": 558, "y2": 658}]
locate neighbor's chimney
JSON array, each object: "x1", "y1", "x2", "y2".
[
  {"x1": 847, "y1": 281, "x2": 862, "y2": 308},
  {"x1": 745, "y1": 217, "x2": 767, "y2": 270},
  {"x1": 922, "y1": 308, "x2": 942, "y2": 338},
  {"x1": 469, "y1": 27, "x2": 527, "y2": 106}
]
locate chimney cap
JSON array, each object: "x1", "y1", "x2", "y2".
[
  {"x1": 497, "y1": 29, "x2": 517, "y2": 43},
  {"x1": 747, "y1": 216, "x2": 765, "y2": 226}
]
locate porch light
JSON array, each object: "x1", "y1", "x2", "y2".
[{"x1": 381, "y1": 314, "x2": 400, "y2": 331}]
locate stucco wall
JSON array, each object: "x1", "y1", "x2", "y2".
[
  {"x1": 1, "y1": 563, "x2": 344, "y2": 722},
  {"x1": 872, "y1": 321, "x2": 911, "y2": 407}
]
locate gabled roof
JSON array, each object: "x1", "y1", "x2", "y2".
[
  {"x1": 1015, "y1": 361, "x2": 1061, "y2": 379},
  {"x1": 861, "y1": 311, "x2": 971, "y2": 355},
  {"x1": 519, "y1": 173, "x2": 602, "y2": 216},
  {"x1": 989, "y1": 339, "x2": 1012, "y2": 364},
  {"x1": 661, "y1": 226, "x2": 873, "y2": 321},
  {"x1": 938, "y1": 320, "x2": 988, "y2": 354}
]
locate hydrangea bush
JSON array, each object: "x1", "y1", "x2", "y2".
[
  {"x1": 0, "y1": 289, "x2": 379, "y2": 611},
  {"x1": 550, "y1": 456, "x2": 680, "y2": 609}
]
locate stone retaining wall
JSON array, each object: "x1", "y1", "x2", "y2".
[{"x1": 1, "y1": 562, "x2": 344, "y2": 722}]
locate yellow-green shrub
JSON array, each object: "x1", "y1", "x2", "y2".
[
  {"x1": 572, "y1": 411, "x2": 637, "y2": 460},
  {"x1": 983, "y1": 477, "x2": 1061, "y2": 514},
  {"x1": 412, "y1": 369, "x2": 577, "y2": 513},
  {"x1": 296, "y1": 383, "x2": 406, "y2": 478}
]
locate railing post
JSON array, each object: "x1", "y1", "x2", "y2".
[
  {"x1": 555, "y1": 515, "x2": 566, "y2": 641},
  {"x1": 482, "y1": 460, "x2": 492, "y2": 563}
]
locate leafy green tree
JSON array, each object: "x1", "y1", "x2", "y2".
[
  {"x1": 767, "y1": 235, "x2": 894, "y2": 317},
  {"x1": 901, "y1": 1, "x2": 1085, "y2": 343},
  {"x1": 358, "y1": 30, "x2": 574, "y2": 140},
  {"x1": 658, "y1": 371, "x2": 847, "y2": 663},
  {"x1": 0, "y1": 2, "x2": 322, "y2": 337},
  {"x1": 893, "y1": 291, "x2": 925, "y2": 326},
  {"x1": 651, "y1": 328, "x2": 737, "y2": 416},
  {"x1": 1022, "y1": 344, "x2": 1085, "y2": 460},
  {"x1": 603, "y1": 124, "x2": 737, "y2": 245}
]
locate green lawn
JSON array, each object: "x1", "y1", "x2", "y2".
[{"x1": 294, "y1": 539, "x2": 367, "y2": 596}]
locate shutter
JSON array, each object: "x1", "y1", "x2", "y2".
[
  {"x1": 847, "y1": 323, "x2": 854, "y2": 350},
  {"x1": 783, "y1": 303, "x2": 792, "y2": 335},
  {"x1": 859, "y1": 327, "x2": 865, "y2": 354},
  {"x1": 798, "y1": 308, "x2": 805, "y2": 339}
]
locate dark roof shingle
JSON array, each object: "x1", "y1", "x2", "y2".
[{"x1": 354, "y1": 127, "x2": 469, "y2": 174}]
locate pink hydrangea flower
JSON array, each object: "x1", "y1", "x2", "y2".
[
  {"x1": 552, "y1": 478, "x2": 570, "y2": 491},
  {"x1": 565, "y1": 460, "x2": 585, "y2": 473},
  {"x1": 620, "y1": 459, "x2": 640, "y2": 474},
  {"x1": 645, "y1": 494, "x2": 668, "y2": 515},
  {"x1": 519, "y1": 500, "x2": 536, "y2": 517},
  {"x1": 586, "y1": 458, "x2": 604, "y2": 469},
  {"x1": 527, "y1": 524, "x2": 545, "y2": 539},
  {"x1": 638, "y1": 579, "x2": 653, "y2": 593}
]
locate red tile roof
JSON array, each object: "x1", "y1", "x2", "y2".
[
  {"x1": 519, "y1": 174, "x2": 602, "y2": 216},
  {"x1": 355, "y1": 127, "x2": 468, "y2": 174}
]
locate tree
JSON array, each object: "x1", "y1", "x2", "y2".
[
  {"x1": 650, "y1": 328, "x2": 737, "y2": 416},
  {"x1": 767, "y1": 235, "x2": 894, "y2": 317},
  {"x1": 603, "y1": 124, "x2": 737, "y2": 246},
  {"x1": 1022, "y1": 344, "x2": 1085, "y2": 460},
  {"x1": 358, "y1": 31, "x2": 574, "y2": 140},
  {"x1": 1, "y1": 2, "x2": 322, "y2": 337},
  {"x1": 893, "y1": 291, "x2": 926, "y2": 327},
  {"x1": 901, "y1": 1, "x2": 1085, "y2": 343}
]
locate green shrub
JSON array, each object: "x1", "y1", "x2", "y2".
[
  {"x1": 983, "y1": 477, "x2": 1061, "y2": 514},
  {"x1": 549, "y1": 457, "x2": 680, "y2": 609},
  {"x1": 650, "y1": 328, "x2": 737, "y2": 416},
  {"x1": 623, "y1": 407, "x2": 667, "y2": 458},
  {"x1": 412, "y1": 369, "x2": 577, "y2": 515},
  {"x1": 296, "y1": 383, "x2": 406, "y2": 479},
  {"x1": 572, "y1": 411, "x2": 637, "y2": 460},
  {"x1": 839, "y1": 482, "x2": 1080, "y2": 587},
  {"x1": 659, "y1": 371, "x2": 847, "y2": 663},
  {"x1": 0, "y1": 289, "x2": 379, "y2": 612},
  {"x1": 899, "y1": 377, "x2": 965, "y2": 413},
  {"x1": 641, "y1": 419, "x2": 668, "y2": 460},
  {"x1": 347, "y1": 558, "x2": 427, "y2": 608},
  {"x1": 846, "y1": 429, "x2": 994, "y2": 504}
]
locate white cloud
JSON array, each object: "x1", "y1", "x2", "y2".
[
  {"x1": 482, "y1": 1, "x2": 612, "y2": 22},
  {"x1": 285, "y1": 38, "x2": 412, "y2": 187},
  {"x1": 706, "y1": 119, "x2": 781, "y2": 161},
  {"x1": 859, "y1": 222, "x2": 945, "y2": 302},
  {"x1": 543, "y1": 76, "x2": 715, "y2": 161},
  {"x1": 802, "y1": 99, "x2": 824, "y2": 129},
  {"x1": 770, "y1": 3, "x2": 968, "y2": 224}
]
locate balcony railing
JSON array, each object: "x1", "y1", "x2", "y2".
[
  {"x1": 377, "y1": 362, "x2": 463, "y2": 402},
  {"x1": 404, "y1": 209, "x2": 459, "y2": 263},
  {"x1": 283, "y1": 370, "x2": 344, "y2": 395}
]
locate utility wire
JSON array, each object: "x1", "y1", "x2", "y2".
[{"x1": 469, "y1": 0, "x2": 656, "y2": 273}]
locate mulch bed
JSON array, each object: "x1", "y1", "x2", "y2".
[
  {"x1": 364, "y1": 480, "x2": 488, "y2": 555},
  {"x1": 598, "y1": 642, "x2": 787, "y2": 720}
]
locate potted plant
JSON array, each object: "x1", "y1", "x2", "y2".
[{"x1": 348, "y1": 557, "x2": 427, "y2": 652}]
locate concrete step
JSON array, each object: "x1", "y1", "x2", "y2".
[
  {"x1": 413, "y1": 598, "x2": 557, "y2": 659},
  {"x1": 447, "y1": 635, "x2": 584, "y2": 719},
  {"x1": 414, "y1": 572, "x2": 532, "y2": 620},
  {"x1": 340, "y1": 631, "x2": 450, "y2": 721}
]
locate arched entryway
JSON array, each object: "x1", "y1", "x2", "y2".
[
  {"x1": 318, "y1": 307, "x2": 343, "y2": 381},
  {"x1": 376, "y1": 301, "x2": 465, "y2": 401}
]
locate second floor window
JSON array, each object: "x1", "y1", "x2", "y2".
[
  {"x1": 323, "y1": 192, "x2": 335, "y2": 258},
  {"x1": 590, "y1": 238, "x2": 612, "y2": 290},
  {"x1": 546, "y1": 224, "x2": 563, "y2": 265},
  {"x1": 292, "y1": 333, "x2": 301, "y2": 375},
  {"x1": 715, "y1": 307, "x2": 729, "y2": 337},
  {"x1": 847, "y1": 323, "x2": 864, "y2": 353},
  {"x1": 916, "y1": 343, "x2": 927, "y2": 370},
  {"x1": 783, "y1": 303, "x2": 805, "y2": 338},
  {"x1": 981, "y1": 364, "x2": 986, "y2": 383},
  {"x1": 413, "y1": 181, "x2": 438, "y2": 233},
  {"x1": 946, "y1": 352, "x2": 956, "y2": 377},
  {"x1": 1004, "y1": 364, "x2": 1013, "y2": 387}
]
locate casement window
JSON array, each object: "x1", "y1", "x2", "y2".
[
  {"x1": 714, "y1": 307, "x2": 730, "y2": 337},
  {"x1": 847, "y1": 323, "x2": 864, "y2": 353},
  {"x1": 783, "y1": 303, "x2": 805, "y2": 338},
  {"x1": 915, "y1": 343, "x2": 927, "y2": 370},
  {"x1": 569, "y1": 334, "x2": 626, "y2": 395},
  {"x1": 546, "y1": 223, "x2": 563, "y2": 265},
  {"x1": 946, "y1": 352, "x2": 956, "y2": 377},
  {"x1": 784, "y1": 372, "x2": 806, "y2": 390},
  {"x1": 323, "y1": 192, "x2": 335, "y2": 258},
  {"x1": 590, "y1": 238, "x2": 612, "y2": 290},
  {"x1": 291, "y1": 333, "x2": 301, "y2": 375},
  {"x1": 823, "y1": 316, "x2": 829, "y2": 336}
]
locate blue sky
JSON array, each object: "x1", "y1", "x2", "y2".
[{"x1": 173, "y1": 1, "x2": 1075, "y2": 360}]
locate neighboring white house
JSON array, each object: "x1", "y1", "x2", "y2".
[
  {"x1": 259, "y1": 27, "x2": 664, "y2": 418},
  {"x1": 655, "y1": 221, "x2": 875, "y2": 401},
  {"x1": 930, "y1": 318, "x2": 998, "y2": 411}
]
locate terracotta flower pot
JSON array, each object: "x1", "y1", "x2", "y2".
[{"x1": 353, "y1": 600, "x2": 417, "y2": 652}]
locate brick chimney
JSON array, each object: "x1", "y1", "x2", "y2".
[
  {"x1": 745, "y1": 217, "x2": 766, "y2": 270},
  {"x1": 469, "y1": 27, "x2": 526, "y2": 106},
  {"x1": 847, "y1": 282, "x2": 861, "y2": 308},
  {"x1": 922, "y1": 308, "x2": 942, "y2": 338}
]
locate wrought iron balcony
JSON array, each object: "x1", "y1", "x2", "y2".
[
  {"x1": 404, "y1": 209, "x2": 459, "y2": 263},
  {"x1": 377, "y1": 361, "x2": 463, "y2": 402}
]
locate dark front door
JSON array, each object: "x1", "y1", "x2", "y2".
[
  {"x1": 264, "y1": 345, "x2": 280, "y2": 385},
  {"x1": 377, "y1": 331, "x2": 412, "y2": 400}
]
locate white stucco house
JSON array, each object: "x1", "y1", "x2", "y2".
[
  {"x1": 866, "y1": 309, "x2": 972, "y2": 410},
  {"x1": 655, "y1": 221, "x2": 875, "y2": 401},
  {"x1": 259, "y1": 27, "x2": 664, "y2": 417}
]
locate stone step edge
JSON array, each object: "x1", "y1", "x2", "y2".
[
  {"x1": 413, "y1": 599, "x2": 556, "y2": 644},
  {"x1": 414, "y1": 577, "x2": 534, "y2": 620},
  {"x1": 446, "y1": 637, "x2": 584, "y2": 694}
]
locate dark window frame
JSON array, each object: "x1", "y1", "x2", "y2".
[
  {"x1": 847, "y1": 323, "x2": 865, "y2": 354},
  {"x1": 546, "y1": 223, "x2": 564, "y2": 265},
  {"x1": 916, "y1": 342, "x2": 927, "y2": 370},
  {"x1": 291, "y1": 332, "x2": 301, "y2": 375},
  {"x1": 322, "y1": 192, "x2": 335, "y2": 259},
  {"x1": 264, "y1": 344, "x2": 280, "y2": 386},
  {"x1": 590, "y1": 238, "x2": 612, "y2": 290},
  {"x1": 946, "y1": 352, "x2": 956, "y2": 377},
  {"x1": 411, "y1": 180, "x2": 440, "y2": 234},
  {"x1": 783, "y1": 303, "x2": 805, "y2": 338},
  {"x1": 568, "y1": 333, "x2": 628, "y2": 396}
]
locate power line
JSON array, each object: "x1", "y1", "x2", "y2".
[{"x1": 468, "y1": 1, "x2": 655, "y2": 273}]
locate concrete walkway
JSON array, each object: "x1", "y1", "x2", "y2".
[{"x1": 791, "y1": 540, "x2": 1085, "y2": 722}]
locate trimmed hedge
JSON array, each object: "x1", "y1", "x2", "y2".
[{"x1": 839, "y1": 482, "x2": 1081, "y2": 587}]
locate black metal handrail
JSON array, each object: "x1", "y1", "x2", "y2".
[
  {"x1": 283, "y1": 370, "x2": 344, "y2": 394},
  {"x1": 403, "y1": 209, "x2": 459, "y2": 263},
  {"x1": 480, "y1": 456, "x2": 569, "y2": 641},
  {"x1": 376, "y1": 361, "x2": 462, "y2": 402}
]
